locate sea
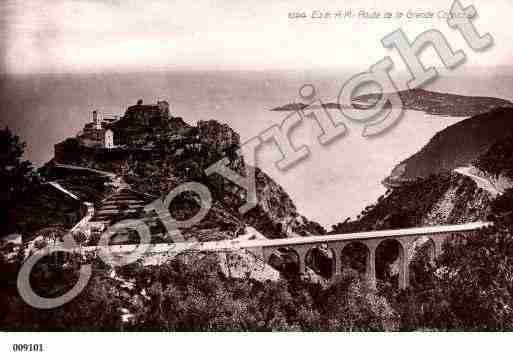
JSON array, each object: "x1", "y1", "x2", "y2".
[{"x1": 1, "y1": 67, "x2": 512, "y2": 229}]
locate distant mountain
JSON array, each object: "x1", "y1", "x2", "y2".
[
  {"x1": 270, "y1": 102, "x2": 367, "y2": 111},
  {"x1": 385, "y1": 108, "x2": 513, "y2": 186},
  {"x1": 271, "y1": 89, "x2": 513, "y2": 117},
  {"x1": 354, "y1": 88, "x2": 513, "y2": 117},
  {"x1": 270, "y1": 103, "x2": 309, "y2": 111}
]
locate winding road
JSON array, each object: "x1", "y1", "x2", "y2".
[{"x1": 454, "y1": 166, "x2": 503, "y2": 197}]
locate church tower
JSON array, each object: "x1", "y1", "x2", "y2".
[{"x1": 92, "y1": 110, "x2": 102, "y2": 130}]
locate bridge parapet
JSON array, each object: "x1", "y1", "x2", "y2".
[{"x1": 250, "y1": 222, "x2": 491, "y2": 289}]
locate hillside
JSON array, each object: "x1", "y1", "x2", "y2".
[
  {"x1": 331, "y1": 172, "x2": 492, "y2": 233},
  {"x1": 4, "y1": 169, "x2": 114, "y2": 239},
  {"x1": 385, "y1": 107, "x2": 513, "y2": 186},
  {"x1": 8, "y1": 184, "x2": 84, "y2": 238},
  {"x1": 46, "y1": 105, "x2": 325, "y2": 242},
  {"x1": 353, "y1": 88, "x2": 513, "y2": 117},
  {"x1": 271, "y1": 89, "x2": 512, "y2": 116},
  {"x1": 475, "y1": 131, "x2": 513, "y2": 180},
  {"x1": 332, "y1": 107, "x2": 513, "y2": 233}
]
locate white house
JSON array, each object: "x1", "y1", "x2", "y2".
[{"x1": 104, "y1": 129, "x2": 114, "y2": 149}]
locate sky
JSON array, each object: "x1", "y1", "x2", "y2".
[{"x1": 1, "y1": 0, "x2": 512, "y2": 73}]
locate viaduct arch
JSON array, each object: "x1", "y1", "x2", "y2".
[{"x1": 244, "y1": 222, "x2": 490, "y2": 289}]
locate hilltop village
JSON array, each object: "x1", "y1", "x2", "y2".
[
  {"x1": 55, "y1": 99, "x2": 188, "y2": 162},
  {"x1": 45, "y1": 98, "x2": 322, "y2": 247}
]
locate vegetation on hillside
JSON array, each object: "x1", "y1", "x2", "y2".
[
  {"x1": 390, "y1": 221, "x2": 513, "y2": 331},
  {"x1": 4, "y1": 215, "x2": 513, "y2": 331},
  {"x1": 331, "y1": 171, "x2": 488, "y2": 234},
  {"x1": 387, "y1": 108, "x2": 513, "y2": 183},
  {"x1": 3, "y1": 168, "x2": 513, "y2": 330},
  {"x1": 475, "y1": 131, "x2": 513, "y2": 179},
  {"x1": 0, "y1": 250, "x2": 398, "y2": 331}
]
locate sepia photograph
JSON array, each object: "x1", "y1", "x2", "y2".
[{"x1": 1, "y1": 0, "x2": 513, "y2": 356}]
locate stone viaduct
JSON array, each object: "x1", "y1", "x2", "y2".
[
  {"x1": 237, "y1": 222, "x2": 492, "y2": 289},
  {"x1": 26, "y1": 221, "x2": 492, "y2": 290}
]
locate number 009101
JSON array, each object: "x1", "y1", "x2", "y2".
[{"x1": 12, "y1": 344, "x2": 43, "y2": 352}]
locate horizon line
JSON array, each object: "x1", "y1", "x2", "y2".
[{"x1": 1, "y1": 64, "x2": 512, "y2": 76}]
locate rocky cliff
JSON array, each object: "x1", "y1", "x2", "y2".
[{"x1": 49, "y1": 109, "x2": 325, "y2": 241}]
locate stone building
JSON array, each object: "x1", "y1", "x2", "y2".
[
  {"x1": 55, "y1": 99, "x2": 177, "y2": 160},
  {"x1": 78, "y1": 110, "x2": 116, "y2": 148},
  {"x1": 122, "y1": 99, "x2": 171, "y2": 127}
]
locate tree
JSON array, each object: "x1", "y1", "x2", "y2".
[
  {"x1": 390, "y1": 224, "x2": 513, "y2": 331},
  {"x1": 0, "y1": 127, "x2": 38, "y2": 236}
]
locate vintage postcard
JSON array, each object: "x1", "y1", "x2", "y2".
[{"x1": 1, "y1": 0, "x2": 512, "y2": 356}]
